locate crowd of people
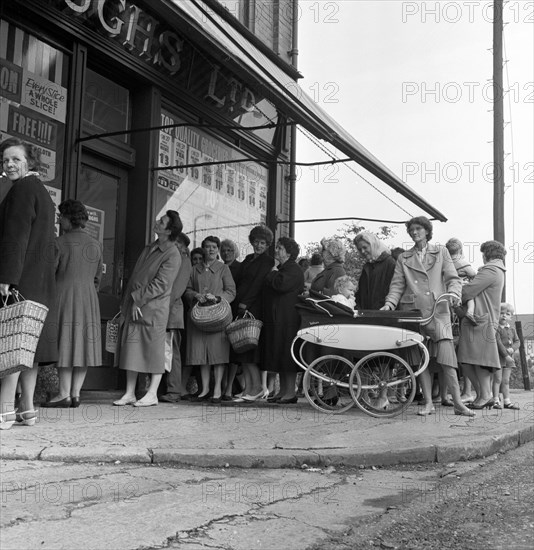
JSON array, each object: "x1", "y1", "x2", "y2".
[{"x1": 0, "y1": 137, "x2": 523, "y2": 430}]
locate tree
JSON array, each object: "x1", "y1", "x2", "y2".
[{"x1": 303, "y1": 222, "x2": 397, "y2": 283}]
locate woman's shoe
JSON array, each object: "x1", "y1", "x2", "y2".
[
  {"x1": 16, "y1": 409, "x2": 38, "y2": 426},
  {"x1": 493, "y1": 400, "x2": 503, "y2": 410},
  {"x1": 454, "y1": 408, "x2": 476, "y2": 417},
  {"x1": 113, "y1": 397, "x2": 137, "y2": 406},
  {"x1": 71, "y1": 397, "x2": 81, "y2": 408},
  {"x1": 41, "y1": 397, "x2": 72, "y2": 408},
  {"x1": 278, "y1": 396, "x2": 298, "y2": 405},
  {"x1": 0, "y1": 411, "x2": 16, "y2": 430},
  {"x1": 417, "y1": 406, "x2": 436, "y2": 416},
  {"x1": 441, "y1": 399, "x2": 454, "y2": 407},
  {"x1": 503, "y1": 402, "x2": 520, "y2": 410},
  {"x1": 242, "y1": 390, "x2": 269, "y2": 402},
  {"x1": 267, "y1": 395, "x2": 281, "y2": 403},
  {"x1": 468, "y1": 398, "x2": 495, "y2": 410}
]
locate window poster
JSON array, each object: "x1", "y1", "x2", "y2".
[
  {"x1": 0, "y1": 21, "x2": 67, "y2": 190},
  {"x1": 155, "y1": 109, "x2": 269, "y2": 251}
]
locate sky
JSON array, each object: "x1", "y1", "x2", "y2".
[{"x1": 293, "y1": 0, "x2": 534, "y2": 314}]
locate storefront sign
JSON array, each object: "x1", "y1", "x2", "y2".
[
  {"x1": 7, "y1": 104, "x2": 58, "y2": 149},
  {"x1": 0, "y1": 59, "x2": 22, "y2": 103},
  {"x1": 61, "y1": 0, "x2": 183, "y2": 75},
  {"x1": 54, "y1": 0, "x2": 258, "y2": 118},
  {"x1": 22, "y1": 71, "x2": 67, "y2": 123},
  {"x1": 85, "y1": 205, "x2": 105, "y2": 244}
]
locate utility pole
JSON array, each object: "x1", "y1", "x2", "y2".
[
  {"x1": 493, "y1": 0, "x2": 505, "y2": 246},
  {"x1": 493, "y1": 0, "x2": 505, "y2": 299}
]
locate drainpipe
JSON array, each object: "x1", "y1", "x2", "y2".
[{"x1": 288, "y1": 0, "x2": 299, "y2": 238}]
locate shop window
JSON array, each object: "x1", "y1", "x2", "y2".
[
  {"x1": 82, "y1": 69, "x2": 131, "y2": 144},
  {"x1": 0, "y1": 19, "x2": 68, "y2": 206},
  {"x1": 154, "y1": 109, "x2": 269, "y2": 251}
]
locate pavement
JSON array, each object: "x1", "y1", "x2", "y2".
[{"x1": 1, "y1": 389, "x2": 533, "y2": 469}]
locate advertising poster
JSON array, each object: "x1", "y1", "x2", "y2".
[
  {"x1": 21, "y1": 70, "x2": 67, "y2": 123},
  {"x1": 156, "y1": 109, "x2": 269, "y2": 251},
  {"x1": 85, "y1": 205, "x2": 105, "y2": 244},
  {"x1": 201, "y1": 154, "x2": 214, "y2": 189}
]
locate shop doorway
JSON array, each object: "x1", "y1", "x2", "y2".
[{"x1": 78, "y1": 153, "x2": 128, "y2": 389}]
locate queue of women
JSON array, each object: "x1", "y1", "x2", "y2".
[{"x1": 0, "y1": 137, "x2": 519, "y2": 430}]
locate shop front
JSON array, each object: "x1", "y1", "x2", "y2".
[{"x1": 1, "y1": 0, "x2": 294, "y2": 388}]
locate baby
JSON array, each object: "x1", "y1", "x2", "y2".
[
  {"x1": 331, "y1": 275, "x2": 356, "y2": 309},
  {"x1": 445, "y1": 238, "x2": 477, "y2": 325}
]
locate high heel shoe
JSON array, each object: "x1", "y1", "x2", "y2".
[
  {"x1": 16, "y1": 409, "x2": 38, "y2": 426},
  {"x1": 242, "y1": 389, "x2": 269, "y2": 402},
  {"x1": 71, "y1": 397, "x2": 80, "y2": 408},
  {"x1": 41, "y1": 396, "x2": 72, "y2": 408},
  {"x1": 467, "y1": 398, "x2": 495, "y2": 410},
  {"x1": 0, "y1": 411, "x2": 16, "y2": 430}
]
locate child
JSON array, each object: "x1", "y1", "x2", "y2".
[
  {"x1": 445, "y1": 238, "x2": 478, "y2": 325},
  {"x1": 493, "y1": 303, "x2": 520, "y2": 410},
  {"x1": 331, "y1": 275, "x2": 356, "y2": 309}
]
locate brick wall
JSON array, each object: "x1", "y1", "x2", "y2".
[{"x1": 215, "y1": 1, "x2": 295, "y2": 64}]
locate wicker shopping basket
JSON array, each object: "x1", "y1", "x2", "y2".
[
  {"x1": 225, "y1": 311, "x2": 263, "y2": 353},
  {"x1": 190, "y1": 298, "x2": 232, "y2": 333},
  {"x1": 0, "y1": 294, "x2": 49, "y2": 377},
  {"x1": 105, "y1": 312, "x2": 121, "y2": 354}
]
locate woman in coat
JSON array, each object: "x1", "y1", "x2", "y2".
[
  {"x1": 113, "y1": 211, "x2": 182, "y2": 407},
  {"x1": 381, "y1": 216, "x2": 474, "y2": 417},
  {"x1": 0, "y1": 138, "x2": 57, "y2": 429},
  {"x1": 42, "y1": 200, "x2": 102, "y2": 409},
  {"x1": 263, "y1": 237, "x2": 305, "y2": 404},
  {"x1": 309, "y1": 238, "x2": 346, "y2": 296},
  {"x1": 231, "y1": 225, "x2": 275, "y2": 402},
  {"x1": 184, "y1": 235, "x2": 236, "y2": 403},
  {"x1": 354, "y1": 231, "x2": 396, "y2": 310},
  {"x1": 457, "y1": 241, "x2": 506, "y2": 409}
]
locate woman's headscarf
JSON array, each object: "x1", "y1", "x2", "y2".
[{"x1": 354, "y1": 231, "x2": 391, "y2": 263}]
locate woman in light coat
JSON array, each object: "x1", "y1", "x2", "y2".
[
  {"x1": 42, "y1": 199, "x2": 102, "y2": 409},
  {"x1": 113, "y1": 211, "x2": 182, "y2": 407},
  {"x1": 381, "y1": 216, "x2": 474, "y2": 417},
  {"x1": 184, "y1": 235, "x2": 236, "y2": 403},
  {"x1": 457, "y1": 241, "x2": 506, "y2": 409}
]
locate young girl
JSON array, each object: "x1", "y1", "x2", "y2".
[
  {"x1": 445, "y1": 238, "x2": 477, "y2": 325},
  {"x1": 331, "y1": 275, "x2": 356, "y2": 309},
  {"x1": 493, "y1": 303, "x2": 520, "y2": 410}
]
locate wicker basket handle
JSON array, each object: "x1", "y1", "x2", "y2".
[{"x1": 2, "y1": 289, "x2": 25, "y2": 306}]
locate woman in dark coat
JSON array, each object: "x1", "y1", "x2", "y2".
[
  {"x1": 310, "y1": 237, "x2": 346, "y2": 296},
  {"x1": 262, "y1": 237, "x2": 305, "y2": 404},
  {"x1": 0, "y1": 138, "x2": 57, "y2": 429},
  {"x1": 42, "y1": 200, "x2": 102, "y2": 409},
  {"x1": 231, "y1": 226, "x2": 275, "y2": 402},
  {"x1": 457, "y1": 241, "x2": 507, "y2": 409},
  {"x1": 354, "y1": 231, "x2": 396, "y2": 310}
]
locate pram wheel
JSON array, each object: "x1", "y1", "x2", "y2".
[
  {"x1": 303, "y1": 355, "x2": 358, "y2": 414},
  {"x1": 349, "y1": 352, "x2": 416, "y2": 418}
]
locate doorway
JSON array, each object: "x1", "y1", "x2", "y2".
[{"x1": 77, "y1": 153, "x2": 128, "y2": 389}]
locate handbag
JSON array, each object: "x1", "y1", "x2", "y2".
[
  {"x1": 105, "y1": 312, "x2": 121, "y2": 354},
  {"x1": 226, "y1": 311, "x2": 263, "y2": 353},
  {"x1": 190, "y1": 297, "x2": 232, "y2": 333},
  {"x1": 0, "y1": 291, "x2": 49, "y2": 378}
]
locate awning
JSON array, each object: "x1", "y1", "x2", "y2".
[{"x1": 168, "y1": 0, "x2": 447, "y2": 222}]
